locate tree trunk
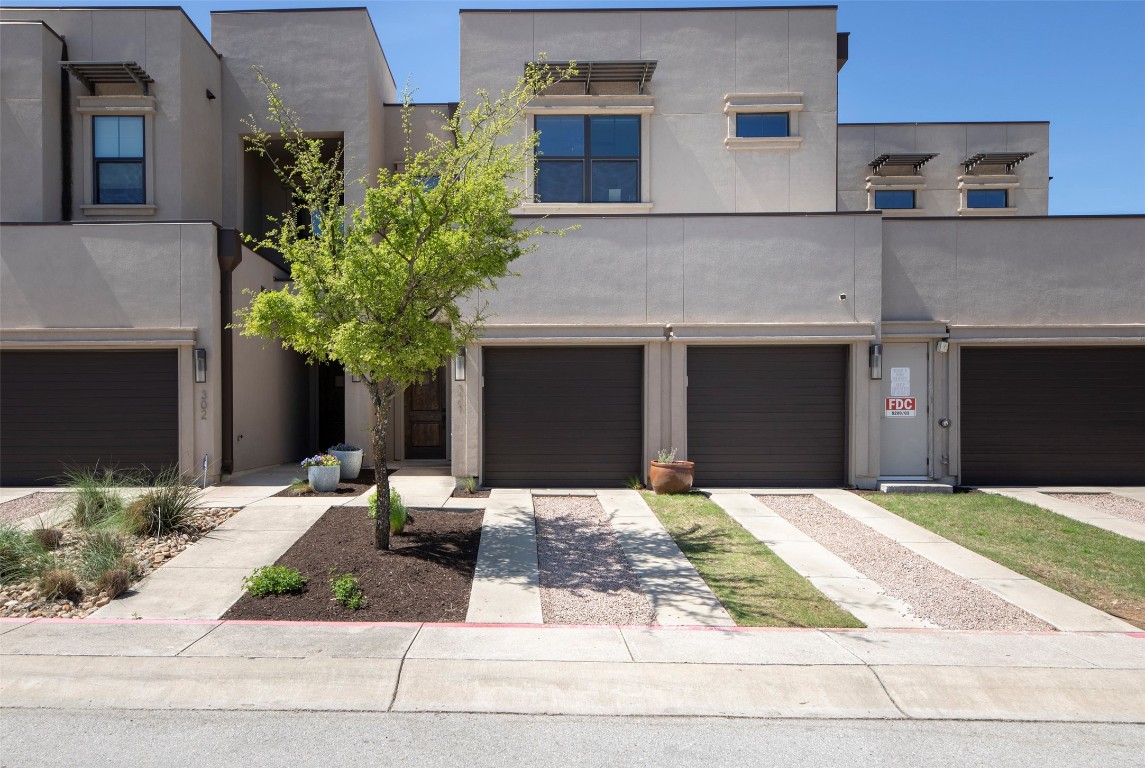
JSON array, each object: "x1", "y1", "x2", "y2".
[{"x1": 367, "y1": 378, "x2": 397, "y2": 550}]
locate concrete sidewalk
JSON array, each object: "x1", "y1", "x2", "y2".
[{"x1": 2, "y1": 619, "x2": 1142, "y2": 722}]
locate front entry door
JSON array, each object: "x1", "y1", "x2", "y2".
[
  {"x1": 880, "y1": 342, "x2": 929, "y2": 477},
  {"x1": 404, "y1": 368, "x2": 446, "y2": 460}
]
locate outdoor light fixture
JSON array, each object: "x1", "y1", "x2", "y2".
[
  {"x1": 869, "y1": 343, "x2": 883, "y2": 380},
  {"x1": 193, "y1": 348, "x2": 207, "y2": 383},
  {"x1": 936, "y1": 340, "x2": 950, "y2": 353},
  {"x1": 454, "y1": 347, "x2": 467, "y2": 381}
]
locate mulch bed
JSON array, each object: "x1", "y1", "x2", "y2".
[
  {"x1": 452, "y1": 488, "x2": 491, "y2": 499},
  {"x1": 223, "y1": 505, "x2": 483, "y2": 622},
  {"x1": 273, "y1": 468, "x2": 380, "y2": 499}
]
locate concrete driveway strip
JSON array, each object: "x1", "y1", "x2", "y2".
[
  {"x1": 598, "y1": 490, "x2": 734, "y2": 626},
  {"x1": 816, "y1": 491, "x2": 1139, "y2": 633},
  {"x1": 465, "y1": 489, "x2": 542, "y2": 624},
  {"x1": 90, "y1": 503, "x2": 329, "y2": 620},
  {"x1": 708, "y1": 492, "x2": 933, "y2": 629},
  {"x1": 983, "y1": 488, "x2": 1145, "y2": 542}
]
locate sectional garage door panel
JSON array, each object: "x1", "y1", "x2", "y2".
[
  {"x1": 1, "y1": 350, "x2": 179, "y2": 485},
  {"x1": 688, "y1": 346, "x2": 847, "y2": 487},
  {"x1": 483, "y1": 347, "x2": 642, "y2": 487},
  {"x1": 961, "y1": 347, "x2": 1145, "y2": 485}
]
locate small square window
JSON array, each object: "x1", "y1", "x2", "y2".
[
  {"x1": 735, "y1": 113, "x2": 789, "y2": 138},
  {"x1": 966, "y1": 189, "x2": 1008, "y2": 208},
  {"x1": 874, "y1": 190, "x2": 915, "y2": 210},
  {"x1": 93, "y1": 115, "x2": 144, "y2": 204}
]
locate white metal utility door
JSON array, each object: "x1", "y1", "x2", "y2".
[{"x1": 880, "y1": 342, "x2": 929, "y2": 477}]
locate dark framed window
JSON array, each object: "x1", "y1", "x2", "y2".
[
  {"x1": 966, "y1": 189, "x2": 1008, "y2": 208},
  {"x1": 534, "y1": 115, "x2": 639, "y2": 203},
  {"x1": 735, "y1": 112, "x2": 789, "y2": 138},
  {"x1": 93, "y1": 115, "x2": 144, "y2": 204},
  {"x1": 874, "y1": 189, "x2": 915, "y2": 210}
]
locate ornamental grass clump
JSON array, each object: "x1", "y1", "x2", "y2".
[
  {"x1": 64, "y1": 466, "x2": 129, "y2": 529},
  {"x1": 32, "y1": 528, "x2": 63, "y2": 550},
  {"x1": 0, "y1": 524, "x2": 44, "y2": 584},
  {"x1": 96, "y1": 568, "x2": 131, "y2": 599},
  {"x1": 77, "y1": 530, "x2": 132, "y2": 582},
  {"x1": 38, "y1": 568, "x2": 80, "y2": 600},
  {"x1": 367, "y1": 489, "x2": 407, "y2": 535},
  {"x1": 121, "y1": 467, "x2": 202, "y2": 537}
]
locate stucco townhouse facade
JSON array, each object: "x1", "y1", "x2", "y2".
[{"x1": 1, "y1": 5, "x2": 1142, "y2": 489}]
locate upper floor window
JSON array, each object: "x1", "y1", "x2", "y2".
[
  {"x1": 93, "y1": 115, "x2": 145, "y2": 204},
  {"x1": 966, "y1": 189, "x2": 1007, "y2": 208},
  {"x1": 736, "y1": 113, "x2": 789, "y2": 138},
  {"x1": 534, "y1": 115, "x2": 640, "y2": 203},
  {"x1": 874, "y1": 190, "x2": 915, "y2": 210}
]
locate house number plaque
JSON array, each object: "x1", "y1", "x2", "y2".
[{"x1": 200, "y1": 391, "x2": 208, "y2": 420}]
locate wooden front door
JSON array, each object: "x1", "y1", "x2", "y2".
[{"x1": 404, "y1": 368, "x2": 446, "y2": 460}]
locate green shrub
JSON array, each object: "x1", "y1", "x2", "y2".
[
  {"x1": 0, "y1": 524, "x2": 43, "y2": 584},
  {"x1": 463, "y1": 475, "x2": 478, "y2": 494},
  {"x1": 367, "y1": 489, "x2": 408, "y2": 535},
  {"x1": 63, "y1": 466, "x2": 129, "y2": 529},
  {"x1": 121, "y1": 467, "x2": 202, "y2": 537},
  {"x1": 329, "y1": 572, "x2": 364, "y2": 610},
  {"x1": 77, "y1": 530, "x2": 130, "y2": 581},
  {"x1": 38, "y1": 568, "x2": 80, "y2": 600},
  {"x1": 243, "y1": 565, "x2": 308, "y2": 596}
]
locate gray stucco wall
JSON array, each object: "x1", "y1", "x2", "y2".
[
  {"x1": 838, "y1": 123, "x2": 1050, "y2": 216},
  {"x1": 882, "y1": 216, "x2": 1145, "y2": 326},
  {"x1": 0, "y1": 21, "x2": 62, "y2": 222},
  {"x1": 460, "y1": 7, "x2": 839, "y2": 213}
]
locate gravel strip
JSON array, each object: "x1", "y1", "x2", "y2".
[
  {"x1": 0, "y1": 493, "x2": 66, "y2": 525},
  {"x1": 534, "y1": 496, "x2": 655, "y2": 626},
  {"x1": 758, "y1": 494, "x2": 1054, "y2": 631},
  {"x1": 1048, "y1": 493, "x2": 1145, "y2": 525}
]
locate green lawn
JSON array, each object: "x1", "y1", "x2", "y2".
[
  {"x1": 861, "y1": 492, "x2": 1145, "y2": 629},
  {"x1": 642, "y1": 492, "x2": 863, "y2": 628}
]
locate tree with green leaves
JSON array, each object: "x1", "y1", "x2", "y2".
[{"x1": 236, "y1": 63, "x2": 572, "y2": 549}]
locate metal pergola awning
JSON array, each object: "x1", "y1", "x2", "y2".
[
  {"x1": 962, "y1": 152, "x2": 1033, "y2": 173},
  {"x1": 531, "y1": 60, "x2": 657, "y2": 94},
  {"x1": 868, "y1": 153, "x2": 938, "y2": 174},
  {"x1": 61, "y1": 61, "x2": 154, "y2": 95}
]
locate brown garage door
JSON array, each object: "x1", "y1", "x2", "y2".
[
  {"x1": 961, "y1": 347, "x2": 1145, "y2": 485},
  {"x1": 687, "y1": 346, "x2": 847, "y2": 487},
  {"x1": 483, "y1": 347, "x2": 642, "y2": 487},
  {"x1": 1, "y1": 350, "x2": 179, "y2": 485}
]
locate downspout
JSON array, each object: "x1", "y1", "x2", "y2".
[
  {"x1": 217, "y1": 229, "x2": 243, "y2": 475},
  {"x1": 59, "y1": 38, "x2": 72, "y2": 220}
]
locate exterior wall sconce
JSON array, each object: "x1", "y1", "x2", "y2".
[
  {"x1": 193, "y1": 348, "x2": 207, "y2": 383},
  {"x1": 869, "y1": 343, "x2": 883, "y2": 380},
  {"x1": 454, "y1": 347, "x2": 467, "y2": 381},
  {"x1": 936, "y1": 340, "x2": 950, "y2": 353}
]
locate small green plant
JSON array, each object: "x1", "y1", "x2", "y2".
[
  {"x1": 96, "y1": 568, "x2": 131, "y2": 599},
  {"x1": 243, "y1": 565, "x2": 308, "y2": 596},
  {"x1": 38, "y1": 568, "x2": 80, "y2": 600},
  {"x1": 656, "y1": 447, "x2": 678, "y2": 463},
  {"x1": 463, "y1": 475, "x2": 478, "y2": 494},
  {"x1": 120, "y1": 466, "x2": 202, "y2": 537},
  {"x1": 367, "y1": 489, "x2": 408, "y2": 535},
  {"x1": 625, "y1": 475, "x2": 645, "y2": 491},
  {"x1": 285, "y1": 478, "x2": 313, "y2": 496},
  {"x1": 0, "y1": 524, "x2": 44, "y2": 584},
  {"x1": 329, "y1": 572, "x2": 365, "y2": 610},
  {"x1": 77, "y1": 530, "x2": 130, "y2": 581},
  {"x1": 63, "y1": 465, "x2": 129, "y2": 529}
]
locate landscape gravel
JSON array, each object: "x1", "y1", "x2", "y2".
[
  {"x1": 757, "y1": 494, "x2": 1054, "y2": 631},
  {"x1": 533, "y1": 495, "x2": 655, "y2": 626},
  {"x1": 0, "y1": 492, "x2": 66, "y2": 524},
  {"x1": 1048, "y1": 493, "x2": 1145, "y2": 525}
]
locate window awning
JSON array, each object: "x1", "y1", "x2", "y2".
[
  {"x1": 962, "y1": 152, "x2": 1033, "y2": 173},
  {"x1": 530, "y1": 60, "x2": 657, "y2": 94},
  {"x1": 61, "y1": 61, "x2": 154, "y2": 95},
  {"x1": 868, "y1": 153, "x2": 938, "y2": 174}
]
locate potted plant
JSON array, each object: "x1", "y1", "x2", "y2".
[
  {"x1": 649, "y1": 447, "x2": 694, "y2": 495},
  {"x1": 301, "y1": 454, "x2": 341, "y2": 492},
  {"x1": 328, "y1": 442, "x2": 363, "y2": 481}
]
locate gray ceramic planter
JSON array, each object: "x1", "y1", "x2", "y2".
[
  {"x1": 307, "y1": 464, "x2": 341, "y2": 492},
  {"x1": 329, "y1": 449, "x2": 363, "y2": 481}
]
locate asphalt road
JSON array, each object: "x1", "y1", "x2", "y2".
[{"x1": 2, "y1": 710, "x2": 1142, "y2": 767}]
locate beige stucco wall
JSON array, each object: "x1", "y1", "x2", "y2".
[
  {"x1": 0, "y1": 8, "x2": 222, "y2": 222},
  {"x1": 460, "y1": 7, "x2": 839, "y2": 214},
  {"x1": 0, "y1": 222, "x2": 223, "y2": 477},
  {"x1": 0, "y1": 21, "x2": 63, "y2": 222},
  {"x1": 229, "y1": 247, "x2": 308, "y2": 472},
  {"x1": 838, "y1": 123, "x2": 1050, "y2": 216}
]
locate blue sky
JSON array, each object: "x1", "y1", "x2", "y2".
[{"x1": 16, "y1": 0, "x2": 1145, "y2": 214}]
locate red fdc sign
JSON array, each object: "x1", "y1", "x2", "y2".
[{"x1": 885, "y1": 397, "x2": 917, "y2": 418}]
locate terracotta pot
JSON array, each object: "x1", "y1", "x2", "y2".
[{"x1": 649, "y1": 460, "x2": 695, "y2": 494}]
